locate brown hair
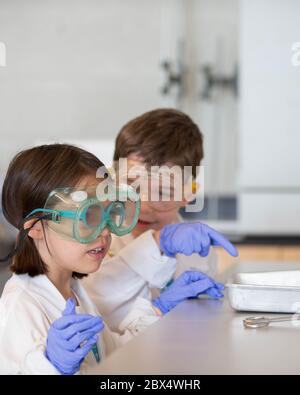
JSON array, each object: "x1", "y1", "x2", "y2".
[
  {"x1": 2, "y1": 144, "x2": 104, "y2": 278},
  {"x1": 114, "y1": 108, "x2": 204, "y2": 178}
]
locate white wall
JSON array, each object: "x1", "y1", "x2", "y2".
[
  {"x1": 0, "y1": 0, "x2": 239, "y2": 198},
  {"x1": 0, "y1": 0, "x2": 164, "y2": 172}
]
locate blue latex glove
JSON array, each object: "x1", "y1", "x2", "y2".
[
  {"x1": 153, "y1": 271, "x2": 225, "y2": 314},
  {"x1": 160, "y1": 222, "x2": 238, "y2": 258},
  {"x1": 46, "y1": 298, "x2": 104, "y2": 375}
]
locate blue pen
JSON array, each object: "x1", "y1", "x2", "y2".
[
  {"x1": 91, "y1": 343, "x2": 101, "y2": 363},
  {"x1": 80, "y1": 337, "x2": 101, "y2": 363},
  {"x1": 161, "y1": 278, "x2": 174, "y2": 293}
]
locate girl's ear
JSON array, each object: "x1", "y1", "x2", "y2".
[{"x1": 24, "y1": 219, "x2": 44, "y2": 240}]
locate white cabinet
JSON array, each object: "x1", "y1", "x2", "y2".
[{"x1": 238, "y1": 0, "x2": 300, "y2": 234}]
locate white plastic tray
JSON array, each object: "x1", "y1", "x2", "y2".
[{"x1": 227, "y1": 271, "x2": 300, "y2": 313}]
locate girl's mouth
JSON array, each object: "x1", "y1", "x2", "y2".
[{"x1": 86, "y1": 246, "x2": 106, "y2": 260}]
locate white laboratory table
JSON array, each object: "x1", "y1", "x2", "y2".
[{"x1": 89, "y1": 295, "x2": 300, "y2": 375}]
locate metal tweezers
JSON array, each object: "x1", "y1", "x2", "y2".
[{"x1": 243, "y1": 314, "x2": 300, "y2": 329}]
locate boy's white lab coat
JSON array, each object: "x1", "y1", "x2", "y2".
[
  {"x1": 83, "y1": 228, "x2": 217, "y2": 332},
  {"x1": 0, "y1": 273, "x2": 159, "y2": 374}
]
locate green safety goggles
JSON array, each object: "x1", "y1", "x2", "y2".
[{"x1": 26, "y1": 184, "x2": 140, "y2": 244}]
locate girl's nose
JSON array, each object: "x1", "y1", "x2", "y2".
[{"x1": 99, "y1": 226, "x2": 111, "y2": 239}]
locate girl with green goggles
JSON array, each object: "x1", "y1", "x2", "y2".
[
  {"x1": 0, "y1": 183, "x2": 140, "y2": 262},
  {"x1": 27, "y1": 184, "x2": 140, "y2": 244}
]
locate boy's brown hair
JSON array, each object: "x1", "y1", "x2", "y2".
[
  {"x1": 2, "y1": 144, "x2": 104, "y2": 278},
  {"x1": 114, "y1": 108, "x2": 204, "y2": 178}
]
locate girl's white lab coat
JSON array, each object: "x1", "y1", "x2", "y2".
[
  {"x1": 0, "y1": 273, "x2": 159, "y2": 374},
  {"x1": 83, "y1": 228, "x2": 217, "y2": 332}
]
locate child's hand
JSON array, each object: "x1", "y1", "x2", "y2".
[
  {"x1": 45, "y1": 298, "x2": 104, "y2": 375},
  {"x1": 153, "y1": 270, "x2": 225, "y2": 314},
  {"x1": 157, "y1": 222, "x2": 238, "y2": 258}
]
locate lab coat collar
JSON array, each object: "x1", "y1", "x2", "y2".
[{"x1": 18, "y1": 273, "x2": 87, "y2": 313}]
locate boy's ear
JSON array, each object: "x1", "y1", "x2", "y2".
[
  {"x1": 24, "y1": 219, "x2": 44, "y2": 240},
  {"x1": 182, "y1": 181, "x2": 200, "y2": 205}
]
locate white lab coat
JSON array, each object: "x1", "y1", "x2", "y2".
[
  {"x1": 0, "y1": 273, "x2": 159, "y2": 375},
  {"x1": 83, "y1": 226, "x2": 218, "y2": 332}
]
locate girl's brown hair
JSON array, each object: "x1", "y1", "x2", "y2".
[{"x1": 2, "y1": 144, "x2": 104, "y2": 278}]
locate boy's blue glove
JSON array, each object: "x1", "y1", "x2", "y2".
[
  {"x1": 159, "y1": 222, "x2": 238, "y2": 258},
  {"x1": 153, "y1": 271, "x2": 225, "y2": 314},
  {"x1": 46, "y1": 298, "x2": 104, "y2": 375}
]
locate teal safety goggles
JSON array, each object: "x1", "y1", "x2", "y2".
[{"x1": 26, "y1": 184, "x2": 140, "y2": 244}]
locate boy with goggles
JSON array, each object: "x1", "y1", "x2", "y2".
[{"x1": 83, "y1": 109, "x2": 238, "y2": 332}]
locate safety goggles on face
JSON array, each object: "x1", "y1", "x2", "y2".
[
  {"x1": 0, "y1": 184, "x2": 140, "y2": 264},
  {"x1": 138, "y1": 183, "x2": 184, "y2": 212},
  {"x1": 0, "y1": 184, "x2": 140, "y2": 263},
  {"x1": 26, "y1": 184, "x2": 140, "y2": 244},
  {"x1": 114, "y1": 166, "x2": 198, "y2": 213}
]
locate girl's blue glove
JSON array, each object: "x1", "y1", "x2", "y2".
[
  {"x1": 153, "y1": 270, "x2": 225, "y2": 314},
  {"x1": 159, "y1": 222, "x2": 238, "y2": 258},
  {"x1": 46, "y1": 298, "x2": 104, "y2": 375}
]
